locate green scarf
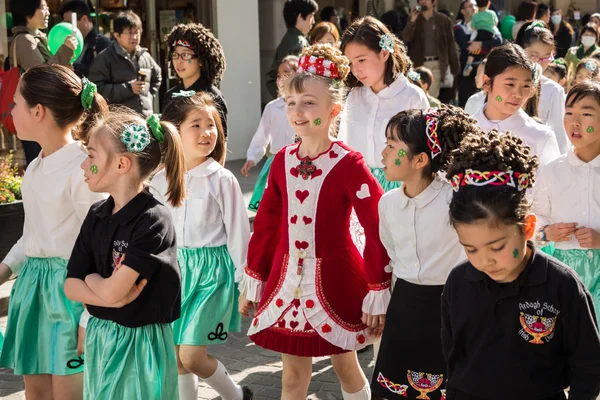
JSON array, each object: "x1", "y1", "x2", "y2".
[{"x1": 576, "y1": 44, "x2": 597, "y2": 60}]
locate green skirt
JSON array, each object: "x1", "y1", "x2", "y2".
[
  {"x1": 0, "y1": 257, "x2": 83, "y2": 375},
  {"x1": 553, "y1": 249, "x2": 600, "y2": 326},
  {"x1": 174, "y1": 246, "x2": 242, "y2": 346},
  {"x1": 369, "y1": 167, "x2": 401, "y2": 192},
  {"x1": 248, "y1": 155, "x2": 274, "y2": 212},
  {"x1": 84, "y1": 317, "x2": 178, "y2": 400}
]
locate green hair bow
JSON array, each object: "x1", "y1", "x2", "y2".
[
  {"x1": 80, "y1": 78, "x2": 97, "y2": 110},
  {"x1": 147, "y1": 114, "x2": 164, "y2": 143}
]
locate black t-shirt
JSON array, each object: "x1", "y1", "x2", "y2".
[
  {"x1": 162, "y1": 77, "x2": 229, "y2": 137},
  {"x1": 67, "y1": 190, "x2": 181, "y2": 328},
  {"x1": 441, "y1": 243, "x2": 600, "y2": 399}
]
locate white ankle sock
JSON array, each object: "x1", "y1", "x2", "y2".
[
  {"x1": 203, "y1": 360, "x2": 243, "y2": 400},
  {"x1": 178, "y1": 373, "x2": 199, "y2": 400},
  {"x1": 342, "y1": 383, "x2": 371, "y2": 400}
]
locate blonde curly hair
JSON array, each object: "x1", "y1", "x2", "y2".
[{"x1": 282, "y1": 44, "x2": 350, "y2": 112}]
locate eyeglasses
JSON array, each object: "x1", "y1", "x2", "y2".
[
  {"x1": 171, "y1": 53, "x2": 198, "y2": 61},
  {"x1": 530, "y1": 53, "x2": 555, "y2": 63}
]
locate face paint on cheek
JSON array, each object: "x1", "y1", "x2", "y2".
[
  {"x1": 90, "y1": 165, "x2": 98, "y2": 174},
  {"x1": 495, "y1": 95, "x2": 502, "y2": 102},
  {"x1": 587, "y1": 126, "x2": 595, "y2": 133},
  {"x1": 513, "y1": 248, "x2": 519, "y2": 258},
  {"x1": 314, "y1": 118, "x2": 321, "y2": 126},
  {"x1": 188, "y1": 60, "x2": 192, "y2": 64},
  {"x1": 394, "y1": 149, "x2": 407, "y2": 167}
]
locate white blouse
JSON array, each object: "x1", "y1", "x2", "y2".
[
  {"x1": 532, "y1": 151, "x2": 600, "y2": 251},
  {"x1": 378, "y1": 178, "x2": 466, "y2": 285},
  {"x1": 474, "y1": 107, "x2": 561, "y2": 167},
  {"x1": 539, "y1": 76, "x2": 569, "y2": 154},
  {"x1": 150, "y1": 158, "x2": 250, "y2": 276},
  {"x1": 245, "y1": 97, "x2": 295, "y2": 164},
  {"x1": 338, "y1": 74, "x2": 429, "y2": 168},
  {"x1": 464, "y1": 91, "x2": 486, "y2": 116},
  {"x1": 2, "y1": 142, "x2": 106, "y2": 275}
]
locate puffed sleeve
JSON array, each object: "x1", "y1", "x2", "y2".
[
  {"x1": 240, "y1": 150, "x2": 285, "y2": 302},
  {"x1": 531, "y1": 163, "x2": 552, "y2": 240},
  {"x1": 246, "y1": 103, "x2": 272, "y2": 164},
  {"x1": 344, "y1": 153, "x2": 392, "y2": 315}
]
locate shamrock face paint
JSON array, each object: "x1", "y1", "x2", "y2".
[
  {"x1": 495, "y1": 96, "x2": 502, "y2": 102},
  {"x1": 90, "y1": 165, "x2": 98, "y2": 174},
  {"x1": 512, "y1": 248, "x2": 519, "y2": 259},
  {"x1": 395, "y1": 149, "x2": 407, "y2": 167},
  {"x1": 587, "y1": 126, "x2": 595, "y2": 133},
  {"x1": 314, "y1": 118, "x2": 321, "y2": 126}
]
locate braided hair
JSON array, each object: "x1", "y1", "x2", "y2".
[
  {"x1": 386, "y1": 105, "x2": 483, "y2": 178},
  {"x1": 447, "y1": 131, "x2": 539, "y2": 228},
  {"x1": 166, "y1": 24, "x2": 226, "y2": 86}
]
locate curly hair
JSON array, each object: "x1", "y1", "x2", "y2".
[
  {"x1": 447, "y1": 131, "x2": 539, "y2": 228},
  {"x1": 386, "y1": 105, "x2": 482, "y2": 178},
  {"x1": 340, "y1": 16, "x2": 412, "y2": 88},
  {"x1": 575, "y1": 57, "x2": 600, "y2": 81},
  {"x1": 160, "y1": 93, "x2": 226, "y2": 166},
  {"x1": 166, "y1": 24, "x2": 226, "y2": 86}
]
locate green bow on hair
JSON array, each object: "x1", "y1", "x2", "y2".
[
  {"x1": 172, "y1": 90, "x2": 196, "y2": 98},
  {"x1": 147, "y1": 114, "x2": 165, "y2": 143},
  {"x1": 525, "y1": 20, "x2": 546, "y2": 31},
  {"x1": 80, "y1": 78, "x2": 97, "y2": 110}
]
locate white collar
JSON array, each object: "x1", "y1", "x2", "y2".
[
  {"x1": 35, "y1": 141, "x2": 85, "y2": 174},
  {"x1": 567, "y1": 149, "x2": 600, "y2": 167},
  {"x1": 362, "y1": 74, "x2": 409, "y2": 100},
  {"x1": 273, "y1": 97, "x2": 286, "y2": 108},
  {"x1": 187, "y1": 158, "x2": 222, "y2": 177},
  {"x1": 396, "y1": 177, "x2": 447, "y2": 209},
  {"x1": 475, "y1": 105, "x2": 528, "y2": 132}
]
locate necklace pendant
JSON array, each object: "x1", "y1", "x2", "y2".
[{"x1": 297, "y1": 157, "x2": 316, "y2": 180}]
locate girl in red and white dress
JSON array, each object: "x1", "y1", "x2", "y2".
[{"x1": 238, "y1": 44, "x2": 391, "y2": 400}]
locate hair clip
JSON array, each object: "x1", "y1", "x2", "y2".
[
  {"x1": 554, "y1": 58, "x2": 566, "y2": 66},
  {"x1": 424, "y1": 108, "x2": 442, "y2": 159},
  {"x1": 451, "y1": 169, "x2": 532, "y2": 192},
  {"x1": 332, "y1": 79, "x2": 342, "y2": 88},
  {"x1": 172, "y1": 90, "x2": 196, "y2": 98},
  {"x1": 379, "y1": 33, "x2": 395, "y2": 53},
  {"x1": 407, "y1": 70, "x2": 420, "y2": 82},
  {"x1": 525, "y1": 20, "x2": 546, "y2": 31},
  {"x1": 121, "y1": 123, "x2": 152, "y2": 152},
  {"x1": 297, "y1": 55, "x2": 340, "y2": 78},
  {"x1": 80, "y1": 78, "x2": 97, "y2": 110},
  {"x1": 147, "y1": 114, "x2": 164, "y2": 143},
  {"x1": 585, "y1": 60, "x2": 598, "y2": 73}
]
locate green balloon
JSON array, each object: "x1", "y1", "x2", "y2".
[
  {"x1": 2, "y1": 13, "x2": 12, "y2": 30},
  {"x1": 47, "y1": 22, "x2": 84, "y2": 64},
  {"x1": 500, "y1": 15, "x2": 516, "y2": 40}
]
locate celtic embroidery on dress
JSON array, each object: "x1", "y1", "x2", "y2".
[
  {"x1": 121, "y1": 124, "x2": 151, "y2": 152},
  {"x1": 451, "y1": 169, "x2": 532, "y2": 192}
]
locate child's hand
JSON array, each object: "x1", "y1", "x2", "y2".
[
  {"x1": 545, "y1": 222, "x2": 578, "y2": 242},
  {"x1": 114, "y1": 279, "x2": 148, "y2": 307},
  {"x1": 241, "y1": 160, "x2": 256, "y2": 177},
  {"x1": 238, "y1": 293, "x2": 256, "y2": 318},
  {"x1": 574, "y1": 227, "x2": 600, "y2": 249},
  {"x1": 77, "y1": 326, "x2": 85, "y2": 356},
  {"x1": 362, "y1": 313, "x2": 385, "y2": 329},
  {"x1": 0, "y1": 263, "x2": 12, "y2": 286}
]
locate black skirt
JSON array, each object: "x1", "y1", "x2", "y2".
[{"x1": 371, "y1": 279, "x2": 446, "y2": 400}]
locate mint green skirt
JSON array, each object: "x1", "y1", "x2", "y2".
[
  {"x1": 174, "y1": 246, "x2": 241, "y2": 346},
  {"x1": 553, "y1": 249, "x2": 600, "y2": 326},
  {"x1": 0, "y1": 257, "x2": 83, "y2": 375},
  {"x1": 248, "y1": 155, "x2": 274, "y2": 212},
  {"x1": 369, "y1": 167, "x2": 401, "y2": 192},
  {"x1": 84, "y1": 317, "x2": 178, "y2": 400}
]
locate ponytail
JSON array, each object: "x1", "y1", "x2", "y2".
[
  {"x1": 76, "y1": 92, "x2": 108, "y2": 143},
  {"x1": 158, "y1": 121, "x2": 186, "y2": 207}
]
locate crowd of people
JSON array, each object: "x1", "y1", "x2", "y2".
[{"x1": 0, "y1": 0, "x2": 600, "y2": 399}]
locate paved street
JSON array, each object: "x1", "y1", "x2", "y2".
[{"x1": 0, "y1": 316, "x2": 376, "y2": 399}]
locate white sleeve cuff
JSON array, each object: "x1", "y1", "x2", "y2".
[
  {"x1": 79, "y1": 309, "x2": 90, "y2": 328},
  {"x1": 361, "y1": 288, "x2": 392, "y2": 315},
  {"x1": 239, "y1": 270, "x2": 266, "y2": 303}
]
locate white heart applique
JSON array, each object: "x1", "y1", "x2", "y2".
[{"x1": 356, "y1": 184, "x2": 370, "y2": 200}]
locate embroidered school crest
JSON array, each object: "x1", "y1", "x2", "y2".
[
  {"x1": 407, "y1": 370, "x2": 444, "y2": 400},
  {"x1": 519, "y1": 312, "x2": 557, "y2": 344},
  {"x1": 377, "y1": 372, "x2": 408, "y2": 396},
  {"x1": 111, "y1": 240, "x2": 129, "y2": 271}
]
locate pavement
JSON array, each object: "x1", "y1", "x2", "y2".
[{"x1": 0, "y1": 156, "x2": 378, "y2": 399}]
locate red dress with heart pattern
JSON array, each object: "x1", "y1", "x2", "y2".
[{"x1": 239, "y1": 141, "x2": 391, "y2": 356}]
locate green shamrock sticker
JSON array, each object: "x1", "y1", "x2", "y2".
[
  {"x1": 314, "y1": 118, "x2": 321, "y2": 126},
  {"x1": 90, "y1": 165, "x2": 98, "y2": 174}
]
